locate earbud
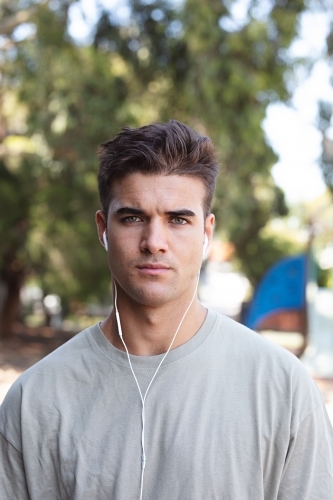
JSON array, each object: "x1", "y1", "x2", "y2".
[
  {"x1": 103, "y1": 231, "x2": 108, "y2": 251},
  {"x1": 203, "y1": 234, "x2": 209, "y2": 257}
]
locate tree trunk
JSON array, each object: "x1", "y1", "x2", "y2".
[{"x1": 0, "y1": 265, "x2": 24, "y2": 339}]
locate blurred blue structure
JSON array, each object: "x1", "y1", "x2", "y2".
[{"x1": 244, "y1": 254, "x2": 307, "y2": 330}]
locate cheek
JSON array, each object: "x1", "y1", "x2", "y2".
[
  {"x1": 107, "y1": 234, "x2": 139, "y2": 276},
  {"x1": 111, "y1": 227, "x2": 141, "y2": 248},
  {"x1": 109, "y1": 231, "x2": 132, "y2": 254},
  {"x1": 107, "y1": 237, "x2": 124, "y2": 273},
  {"x1": 179, "y1": 244, "x2": 203, "y2": 272}
]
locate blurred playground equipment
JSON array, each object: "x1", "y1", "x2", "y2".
[{"x1": 244, "y1": 252, "x2": 333, "y2": 377}]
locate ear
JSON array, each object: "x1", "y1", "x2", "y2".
[{"x1": 96, "y1": 210, "x2": 107, "y2": 250}]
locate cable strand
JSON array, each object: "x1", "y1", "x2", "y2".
[{"x1": 114, "y1": 277, "x2": 199, "y2": 500}]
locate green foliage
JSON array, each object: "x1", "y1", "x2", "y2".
[
  {"x1": 317, "y1": 265, "x2": 332, "y2": 289},
  {"x1": 92, "y1": 0, "x2": 308, "y2": 284},
  {"x1": 1, "y1": 1, "x2": 122, "y2": 309},
  {"x1": 0, "y1": 0, "x2": 310, "y2": 320},
  {"x1": 0, "y1": 158, "x2": 33, "y2": 272},
  {"x1": 176, "y1": 0, "x2": 305, "y2": 285}
]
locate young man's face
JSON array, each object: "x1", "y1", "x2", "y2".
[{"x1": 97, "y1": 173, "x2": 214, "y2": 307}]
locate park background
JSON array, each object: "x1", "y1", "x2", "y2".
[{"x1": 0, "y1": 0, "x2": 333, "y2": 414}]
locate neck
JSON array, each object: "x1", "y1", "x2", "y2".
[{"x1": 100, "y1": 285, "x2": 207, "y2": 356}]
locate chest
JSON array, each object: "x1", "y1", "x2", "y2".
[{"x1": 22, "y1": 372, "x2": 290, "y2": 500}]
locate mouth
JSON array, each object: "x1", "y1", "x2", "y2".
[{"x1": 136, "y1": 263, "x2": 171, "y2": 276}]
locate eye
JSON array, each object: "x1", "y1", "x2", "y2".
[
  {"x1": 171, "y1": 217, "x2": 187, "y2": 225},
  {"x1": 124, "y1": 216, "x2": 142, "y2": 223}
]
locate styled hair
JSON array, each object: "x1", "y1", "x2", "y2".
[{"x1": 98, "y1": 120, "x2": 219, "y2": 216}]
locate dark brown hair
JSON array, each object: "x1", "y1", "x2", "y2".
[{"x1": 98, "y1": 120, "x2": 219, "y2": 216}]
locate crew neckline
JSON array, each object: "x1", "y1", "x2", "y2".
[{"x1": 89, "y1": 308, "x2": 218, "y2": 371}]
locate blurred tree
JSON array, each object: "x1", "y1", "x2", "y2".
[
  {"x1": 0, "y1": 0, "x2": 41, "y2": 337},
  {"x1": 94, "y1": 0, "x2": 305, "y2": 284},
  {"x1": 0, "y1": 158, "x2": 32, "y2": 338},
  {"x1": 0, "y1": 0, "x2": 133, "y2": 336},
  {"x1": 15, "y1": 3, "x2": 135, "y2": 303},
  {"x1": 0, "y1": 0, "x2": 310, "y2": 336},
  {"x1": 179, "y1": 0, "x2": 300, "y2": 284}
]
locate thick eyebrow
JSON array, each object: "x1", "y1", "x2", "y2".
[
  {"x1": 166, "y1": 209, "x2": 196, "y2": 217},
  {"x1": 114, "y1": 207, "x2": 196, "y2": 217},
  {"x1": 115, "y1": 207, "x2": 145, "y2": 215}
]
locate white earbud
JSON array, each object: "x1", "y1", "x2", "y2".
[
  {"x1": 103, "y1": 231, "x2": 108, "y2": 251},
  {"x1": 203, "y1": 234, "x2": 209, "y2": 257}
]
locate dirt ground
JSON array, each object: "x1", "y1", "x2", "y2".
[{"x1": 1, "y1": 329, "x2": 333, "y2": 425}]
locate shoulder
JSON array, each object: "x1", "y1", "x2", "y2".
[
  {"x1": 13, "y1": 325, "x2": 95, "y2": 383},
  {"x1": 0, "y1": 325, "x2": 97, "y2": 446},
  {"x1": 211, "y1": 311, "x2": 307, "y2": 370},
  {"x1": 208, "y1": 311, "x2": 323, "y2": 431}
]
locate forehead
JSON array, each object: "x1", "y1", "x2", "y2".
[{"x1": 109, "y1": 173, "x2": 206, "y2": 212}]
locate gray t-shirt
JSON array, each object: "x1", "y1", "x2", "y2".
[{"x1": 1, "y1": 310, "x2": 332, "y2": 499}]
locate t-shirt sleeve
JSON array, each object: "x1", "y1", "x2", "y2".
[
  {"x1": 0, "y1": 431, "x2": 29, "y2": 500},
  {"x1": 277, "y1": 401, "x2": 333, "y2": 499}
]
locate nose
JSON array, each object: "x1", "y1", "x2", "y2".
[{"x1": 140, "y1": 219, "x2": 169, "y2": 254}]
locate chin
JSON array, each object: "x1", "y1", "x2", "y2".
[
  {"x1": 128, "y1": 283, "x2": 179, "y2": 307},
  {"x1": 133, "y1": 290, "x2": 172, "y2": 307}
]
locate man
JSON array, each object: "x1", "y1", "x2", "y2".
[{"x1": 0, "y1": 120, "x2": 332, "y2": 500}]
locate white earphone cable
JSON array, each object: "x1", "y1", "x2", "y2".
[{"x1": 114, "y1": 276, "x2": 199, "y2": 500}]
